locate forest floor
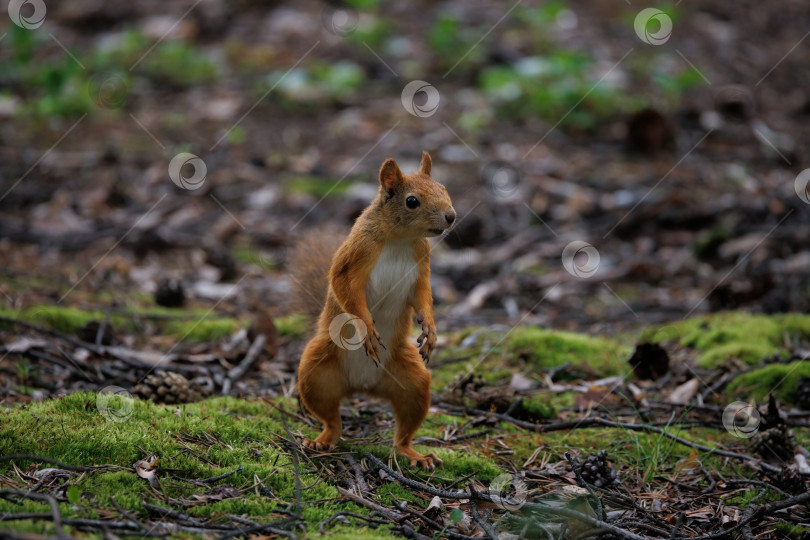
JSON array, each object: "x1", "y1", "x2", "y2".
[
  {"x1": 2, "y1": 0, "x2": 810, "y2": 537},
  {"x1": 1, "y1": 309, "x2": 810, "y2": 538}
]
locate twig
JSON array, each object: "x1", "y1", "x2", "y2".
[
  {"x1": 395, "y1": 501, "x2": 481, "y2": 540},
  {"x1": 439, "y1": 403, "x2": 789, "y2": 474},
  {"x1": 0, "y1": 454, "x2": 94, "y2": 472},
  {"x1": 363, "y1": 453, "x2": 652, "y2": 540},
  {"x1": 110, "y1": 497, "x2": 155, "y2": 536},
  {"x1": 223, "y1": 335, "x2": 266, "y2": 394},
  {"x1": 201, "y1": 465, "x2": 244, "y2": 484},
  {"x1": 469, "y1": 486, "x2": 497, "y2": 540},
  {"x1": 0, "y1": 490, "x2": 68, "y2": 540},
  {"x1": 336, "y1": 486, "x2": 405, "y2": 522},
  {"x1": 318, "y1": 512, "x2": 389, "y2": 533},
  {"x1": 280, "y1": 408, "x2": 304, "y2": 517},
  {"x1": 345, "y1": 455, "x2": 369, "y2": 493}
]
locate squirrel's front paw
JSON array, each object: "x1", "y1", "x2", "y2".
[
  {"x1": 415, "y1": 315, "x2": 437, "y2": 363},
  {"x1": 363, "y1": 326, "x2": 384, "y2": 366}
]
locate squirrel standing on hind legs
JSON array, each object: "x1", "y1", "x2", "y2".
[{"x1": 296, "y1": 151, "x2": 455, "y2": 470}]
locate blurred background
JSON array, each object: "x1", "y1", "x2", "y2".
[{"x1": 1, "y1": 0, "x2": 809, "y2": 371}]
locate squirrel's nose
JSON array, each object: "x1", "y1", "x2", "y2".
[{"x1": 445, "y1": 210, "x2": 456, "y2": 225}]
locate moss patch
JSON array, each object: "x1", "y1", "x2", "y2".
[
  {"x1": 276, "y1": 313, "x2": 309, "y2": 339},
  {"x1": 641, "y1": 312, "x2": 810, "y2": 368},
  {"x1": 165, "y1": 317, "x2": 240, "y2": 342},
  {"x1": 0, "y1": 393, "x2": 398, "y2": 538},
  {"x1": 0, "y1": 304, "x2": 312, "y2": 344},
  {"x1": 725, "y1": 361, "x2": 810, "y2": 405},
  {"x1": 508, "y1": 327, "x2": 630, "y2": 377}
]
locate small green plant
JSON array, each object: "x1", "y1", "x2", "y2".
[
  {"x1": 428, "y1": 13, "x2": 486, "y2": 71},
  {"x1": 15, "y1": 357, "x2": 33, "y2": 388},
  {"x1": 266, "y1": 61, "x2": 365, "y2": 106},
  {"x1": 625, "y1": 415, "x2": 682, "y2": 484},
  {"x1": 345, "y1": 17, "x2": 395, "y2": 50},
  {"x1": 140, "y1": 40, "x2": 217, "y2": 88},
  {"x1": 478, "y1": 51, "x2": 632, "y2": 131},
  {"x1": 435, "y1": 508, "x2": 464, "y2": 539}
]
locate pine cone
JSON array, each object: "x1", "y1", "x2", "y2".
[
  {"x1": 579, "y1": 450, "x2": 618, "y2": 488},
  {"x1": 797, "y1": 377, "x2": 810, "y2": 411},
  {"x1": 155, "y1": 279, "x2": 185, "y2": 308},
  {"x1": 132, "y1": 372, "x2": 208, "y2": 404},
  {"x1": 768, "y1": 467, "x2": 805, "y2": 495},
  {"x1": 750, "y1": 425, "x2": 795, "y2": 462}
]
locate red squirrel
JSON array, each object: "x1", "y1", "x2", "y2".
[{"x1": 296, "y1": 152, "x2": 455, "y2": 470}]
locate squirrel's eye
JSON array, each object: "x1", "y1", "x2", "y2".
[{"x1": 405, "y1": 196, "x2": 420, "y2": 209}]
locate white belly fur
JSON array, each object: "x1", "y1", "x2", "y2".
[{"x1": 342, "y1": 242, "x2": 418, "y2": 391}]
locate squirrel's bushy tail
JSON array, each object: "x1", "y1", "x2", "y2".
[{"x1": 287, "y1": 228, "x2": 346, "y2": 322}]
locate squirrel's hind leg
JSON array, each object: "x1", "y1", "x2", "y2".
[
  {"x1": 382, "y1": 345, "x2": 443, "y2": 470},
  {"x1": 298, "y1": 339, "x2": 344, "y2": 450}
]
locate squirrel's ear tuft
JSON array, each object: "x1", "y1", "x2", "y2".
[
  {"x1": 379, "y1": 158, "x2": 404, "y2": 193},
  {"x1": 419, "y1": 151, "x2": 432, "y2": 176}
]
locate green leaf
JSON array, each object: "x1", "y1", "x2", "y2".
[
  {"x1": 67, "y1": 485, "x2": 80, "y2": 504},
  {"x1": 450, "y1": 508, "x2": 463, "y2": 523}
]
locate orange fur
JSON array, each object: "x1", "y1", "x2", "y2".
[{"x1": 297, "y1": 152, "x2": 454, "y2": 470}]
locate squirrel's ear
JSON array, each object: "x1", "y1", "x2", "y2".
[
  {"x1": 418, "y1": 151, "x2": 432, "y2": 176},
  {"x1": 379, "y1": 158, "x2": 404, "y2": 193}
]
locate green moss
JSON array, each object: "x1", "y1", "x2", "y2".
[
  {"x1": 641, "y1": 313, "x2": 810, "y2": 368},
  {"x1": 0, "y1": 393, "x2": 396, "y2": 538},
  {"x1": 520, "y1": 395, "x2": 557, "y2": 420},
  {"x1": 276, "y1": 313, "x2": 309, "y2": 339},
  {"x1": 774, "y1": 521, "x2": 810, "y2": 538},
  {"x1": 165, "y1": 317, "x2": 240, "y2": 342},
  {"x1": 508, "y1": 327, "x2": 630, "y2": 377},
  {"x1": 726, "y1": 361, "x2": 810, "y2": 405},
  {"x1": 19, "y1": 305, "x2": 101, "y2": 333},
  {"x1": 285, "y1": 176, "x2": 353, "y2": 198},
  {"x1": 726, "y1": 486, "x2": 781, "y2": 507}
]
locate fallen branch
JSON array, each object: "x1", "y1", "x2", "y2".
[
  {"x1": 438, "y1": 403, "x2": 788, "y2": 474},
  {"x1": 0, "y1": 454, "x2": 94, "y2": 472}
]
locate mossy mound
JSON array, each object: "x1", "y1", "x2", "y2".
[
  {"x1": 726, "y1": 361, "x2": 810, "y2": 405},
  {"x1": 508, "y1": 327, "x2": 630, "y2": 377},
  {"x1": 0, "y1": 305, "x2": 307, "y2": 343},
  {"x1": 641, "y1": 312, "x2": 810, "y2": 368}
]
